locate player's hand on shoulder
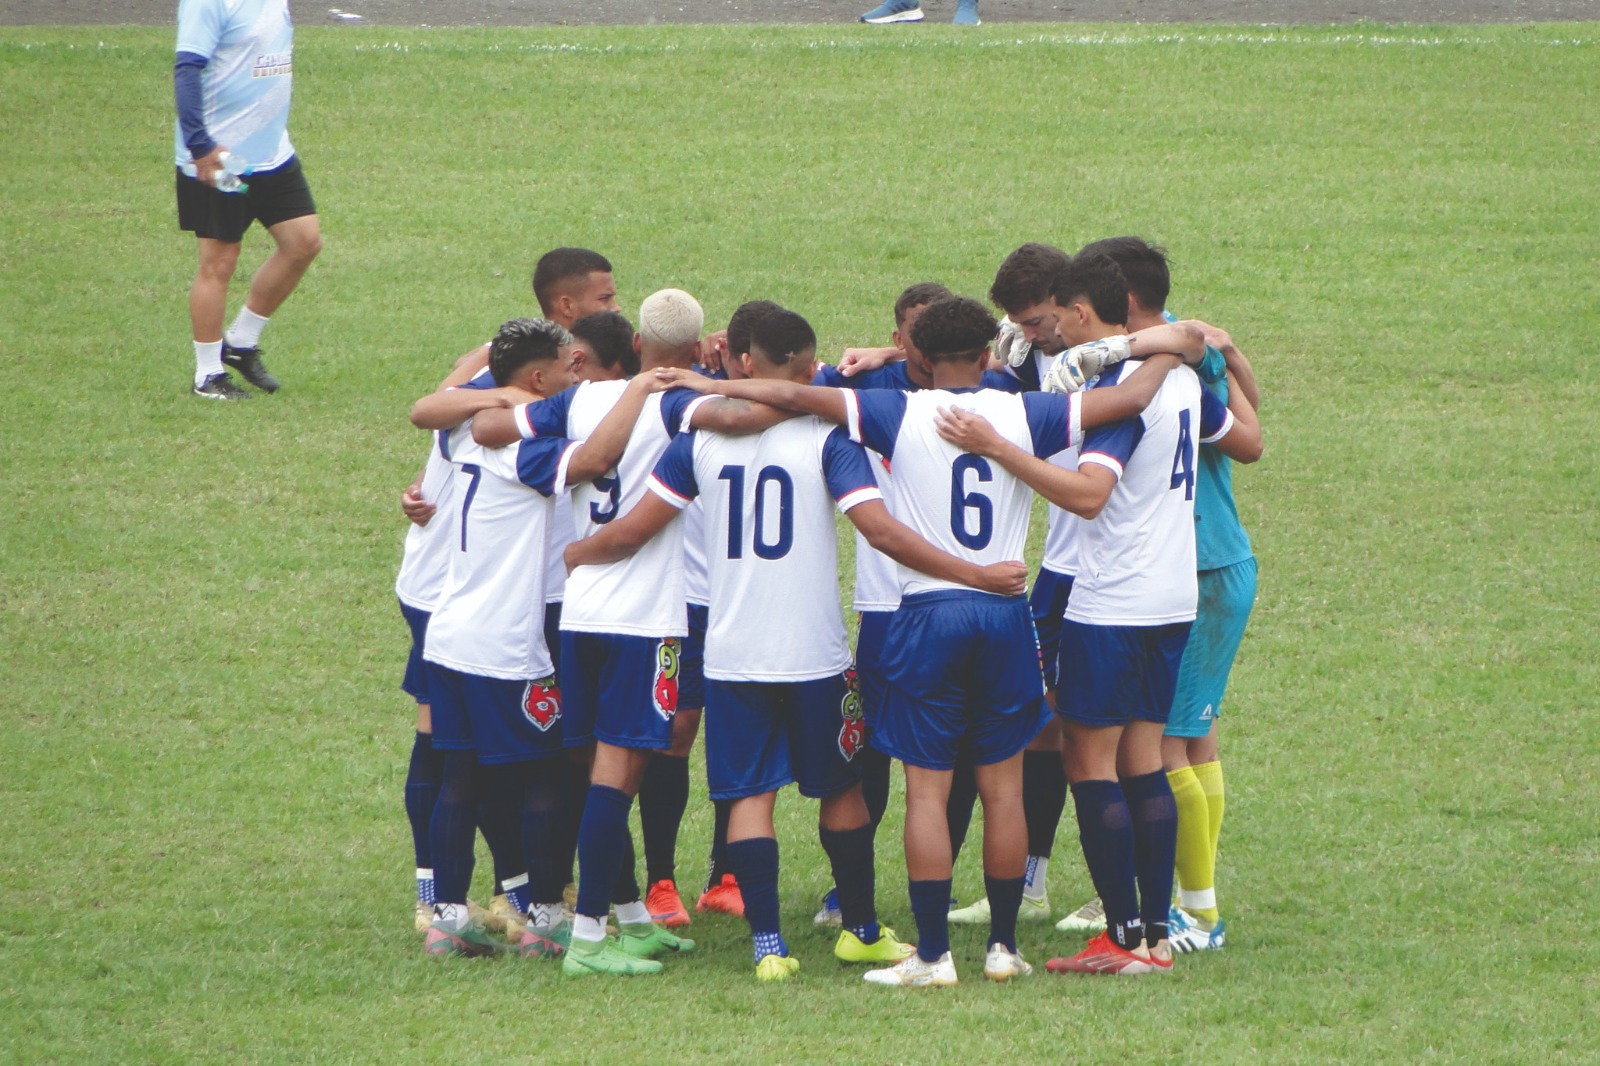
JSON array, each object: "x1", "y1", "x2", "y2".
[
  {"x1": 1179, "y1": 319, "x2": 1233, "y2": 353},
  {"x1": 401, "y1": 486, "x2": 435, "y2": 527},
  {"x1": 975, "y1": 560, "x2": 1028, "y2": 597},
  {"x1": 838, "y1": 346, "x2": 899, "y2": 377},
  {"x1": 497, "y1": 386, "x2": 539, "y2": 407},
  {"x1": 698, "y1": 330, "x2": 728, "y2": 374},
  {"x1": 655, "y1": 367, "x2": 717, "y2": 393},
  {"x1": 934, "y1": 405, "x2": 1005, "y2": 458}
]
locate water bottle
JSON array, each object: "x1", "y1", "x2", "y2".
[{"x1": 212, "y1": 151, "x2": 252, "y2": 194}]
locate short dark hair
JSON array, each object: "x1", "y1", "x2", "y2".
[
  {"x1": 489, "y1": 318, "x2": 571, "y2": 385},
  {"x1": 531, "y1": 247, "x2": 612, "y2": 314},
  {"x1": 989, "y1": 242, "x2": 1071, "y2": 315},
  {"x1": 1050, "y1": 253, "x2": 1130, "y2": 327},
  {"x1": 909, "y1": 296, "x2": 997, "y2": 365},
  {"x1": 750, "y1": 308, "x2": 817, "y2": 367},
  {"x1": 1077, "y1": 236, "x2": 1170, "y2": 313},
  {"x1": 893, "y1": 282, "x2": 952, "y2": 328},
  {"x1": 570, "y1": 311, "x2": 639, "y2": 376},
  {"x1": 726, "y1": 300, "x2": 784, "y2": 359}
]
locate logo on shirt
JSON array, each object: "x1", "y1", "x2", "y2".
[
  {"x1": 521, "y1": 677, "x2": 562, "y2": 732},
  {"x1": 837, "y1": 668, "x2": 865, "y2": 761},
  {"x1": 252, "y1": 52, "x2": 292, "y2": 78},
  {"x1": 652, "y1": 639, "x2": 681, "y2": 720}
]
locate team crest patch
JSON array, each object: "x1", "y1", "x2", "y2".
[
  {"x1": 652, "y1": 639, "x2": 681, "y2": 720},
  {"x1": 837, "y1": 668, "x2": 865, "y2": 761},
  {"x1": 521, "y1": 676, "x2": 561, "y2": 732}
]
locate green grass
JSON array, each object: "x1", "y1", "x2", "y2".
[{"x1": 2, "y1": 21, "x2": 1598, "y2": 1064}]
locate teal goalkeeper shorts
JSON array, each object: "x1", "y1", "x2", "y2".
[{"x1": 1166, "y1": 556, "x2": 1258, "y2": 739}]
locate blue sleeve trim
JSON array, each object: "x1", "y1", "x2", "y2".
[
  {"x1": 821, "y1": 426, "x2": 878, "y2": 501},
  {"x1": 173, "y1": 52, "x2": 214, "y2": 158},
  {"x1": 981, "y1": 369, "x2": 1025, "y2": 395},
  {"x1": 524, "y1": 384, "x2": 578, "y2": 438},
  {"x1": 1021, "y1": 393, "x2": 1072, "y2": 458},
  {"x1": 853, "y1": 390, "x2": 907, "y2": 459},
  {"x1": 652, "y1": 432, "x2": 700, "y2": 500},
  {"x1": 1199, "y1": 386, "x2": 1230, "y2": 440},
  {"x1": 516, "y1": 436, "x2": 571, "y2": 495},
  {"x1": 1081, "y1": 417, "x2": 1142, "y2": 470},
  {"x1": 658, "y1": 387, "x2": 698, "y2": 438}
]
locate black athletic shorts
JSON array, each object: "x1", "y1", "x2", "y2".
[{"x1": 176, "y1": 155, "x2": 316, "y2": 243}]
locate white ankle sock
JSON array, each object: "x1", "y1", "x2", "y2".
[
  {"x1": 572, "y1": 914, "x2": 607, "y2": 943},
  {"x1": 194, "y1": 339, "x2": 224, "y2": 386},
  {"x1": 432, "y1": 902, "x2": 469, "y2": 931},
  {"x1": 225, "y1": 306, "x2": 269, "y2": 349},
  {"x1": 615, "y1": 900, "x2": 650, "y2": 926}
]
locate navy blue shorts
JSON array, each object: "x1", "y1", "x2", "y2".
[
  {"x1": 399, "y1": 599, "x2": 431, "y2": 705},
  {"x1": 1056, "y1": 620, "x2": 1192, "y2": 728},
  {"x1": 874, "y1": 590, "x2": 1048, "y2": 771},
  {"x1": 854, "y1": 609, "x2": 894, "y2": 730},
  {"x1": 560, "y1": 631, "x2": 679, "y2": 750},
  {"x1": 1029, "y1": 568, "x2": 1075, "y2": 691},
  {"x1": 681, "y1": 604, "x2": 709, "y2": 711},
  {"x1": 426, "y1": 662, "x2": 565, "y2": 764},
  {"x1": 544, "y1": 601, "x2": 563, "y2": 680},
  {"x1": 704, "y1": 674, "x2": 863, "y2": 801}
]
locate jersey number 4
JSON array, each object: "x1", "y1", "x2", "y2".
[
  {"x1": 950, "y1": 454, "x2": 994, "y2": 550},
  {"x1": 1170, "y1": 409, "x2": 1196, "y2": 500},
  {"x1": 717, "y1": 464, "x2": 794, "y2": 560}
]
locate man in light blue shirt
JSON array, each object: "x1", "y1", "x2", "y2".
[{"x1": 174, "y1": 0, "x2": 321, "y2": 399}]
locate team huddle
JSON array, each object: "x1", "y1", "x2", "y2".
[{"x1": 394, "y1": 240, "x2": 1263, "y2": 984}]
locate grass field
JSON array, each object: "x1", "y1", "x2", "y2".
[{"x1": 2, "y1": 21, "x2": 1598, "y2": 1064}]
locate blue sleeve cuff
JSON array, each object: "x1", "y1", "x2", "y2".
[{"x1": 174, "y1": 52, "x2": 215, "y2": 158}]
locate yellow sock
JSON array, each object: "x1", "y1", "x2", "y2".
[
  {"x1": 1191, "y1": 760, "x2": 1226, "y2": 922},
  {"x1": 1166, "y1": 766, "x2": 1218, "y2": 925}
]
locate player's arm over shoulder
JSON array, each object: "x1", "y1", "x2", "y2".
[{"x1": 1201, "y1": 376, "x2": 1263, "y2": 463}]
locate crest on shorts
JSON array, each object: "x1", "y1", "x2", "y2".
[
  {"x1": 652, "y1": 639, "x2": 681, "y2": 720},
  {"x1": 521, "y1": 676, "x2": 562, "y2": 732},
  {"x1": 837, "y1": 667, "x2": 865, "y2": 761}
]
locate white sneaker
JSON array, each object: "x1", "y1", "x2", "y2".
[
  {"x1": 946, "y1": 896, "x2": 991, "y2": 925},
  {"x1": 863, "y1": 951, "x2": 958, "y2": 988},
  {"x1": 1019, "y1": 894, "x2": 1052, "y2": 923},
  {"x1": 1169, "y1": 905, "x2": 1225, "y2": 953},
  {"x1": 982, "y1": 944, "x2": 1034, "y2": 982},
  {"x1": 1056, "y1": 895, "x2": 1107, "y2": 934}
]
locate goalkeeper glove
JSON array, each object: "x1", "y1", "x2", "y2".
[{"x1": 1040, "y1": 336, "x2": 1133, "y2": 394}]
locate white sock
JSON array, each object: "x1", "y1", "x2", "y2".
[
  {"x1": 530, "y1": 902, "x2": 564, "y2": 928},
  {"x1": 1023, "y1": 855, "x2": 1049, "y2": 901},
  {"x1": 572, "y1": 914, "x2": 607, "y2": 943},
  {"x1": 225, "y1": 306, "x2": 269, "y2": 349},
  {"x1": 432, "y1": 902, "x2": 469, "y2": 931},
  {"x1": 615, "y1": 900, "x2": 651, "y2": 926},
  {"x1": 194, "y1": 339, "x2": 224, "y2": 386}
]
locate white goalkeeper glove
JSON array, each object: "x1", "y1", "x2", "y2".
[
  {"x1": 1040, "y1": 335, "x2": 1133, "y2": 394},
  {"x1": 994, "y1": 317, "x2": 1032, "y2": 369}
]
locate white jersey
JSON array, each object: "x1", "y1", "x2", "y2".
[
  {"x1": 683, "y1": 500, "x2": 710, "y2": 608},
  {"x1": 650, "y1": 417, "x2": 880, "y2": 681},
  {"x1": 394, "y1": 437, "x2": 457, "y2": 612},
  {"x1": 545, "y1": 493, "x2": 572, "y2": 605},
  {"x1": 1034, "y1": 352, "x2": 1083, "y2": 577},
  {"x1": 516, "y1": 380, "x2": 707, "y2": 637},
  {"x1": 844, "y1": 387, "x2": 1082, "y2": 599},
  {"x1": 1068, "y1": 362, "x2": 1234, "y2": 625},
  {"x1": 850, "y1": 452, "x2": 902, "y2": 612},
  {"x1": 422, "y1": 425, "x2": 578, "y2": 680}
]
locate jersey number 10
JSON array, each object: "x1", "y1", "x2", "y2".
[{"x1": 718, "y1": 464, "x2": 794, "y2": 560}]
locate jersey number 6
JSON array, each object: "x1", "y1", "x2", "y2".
[{"x1": 950, "y1": 454, "x2": 994, "y2": 550}]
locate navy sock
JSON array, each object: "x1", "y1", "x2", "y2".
[
  {"x1": 820, "y1": 823, "x2": 878, "y2": 938},
  {"x1": 639, "y1": 754, "x2": 689, "y2": 885},
  {"x1": 523, "y1": 765, "x2": 566, "y2": 905},
  {"x1": 575, "y1": 785, "x2": 633, "y2": 919},
  {"x1": 705, "y1": 799, "x2": 732, "y2": 890},
  {"x1": 908, "y1": 878, "x2": 953, "y2": 962},
  {"x1": 1122, "y1": 769, "x2": 1178, "y2": 948},
  {"x1": 404, "y1": 731, "x2": 444, "y2": 869},
  {"x1": 428, "y1": 751, "x2": 480, "y2": 906},
  {"x1": 476, "y1": 763, "x2": 525, "y2": 902},
  {"x1": 726, "y1": 837, "x2": 783, "y2": 960},
  {"x1": 1071, "y1": 778, "x2": 1142, "y2": 951},
  {"x1": 1022, "y1": 750, "x2": 1069, "y2": 858},
  {"x1": 612, "y1": 829, "x2": 641, "y2": 905},
  {"x1": 946, "y1": 756, "x2": 979, "y2": 865},
  {"x1": 859, "y1": 748, "x2": 892, "y2": 830},
  {"x1": 556, "y1": 758, "x2": 589, "y2": 888},
  {"x1": 984, "y1": 874, "x2": 1025, "y2": 952}
]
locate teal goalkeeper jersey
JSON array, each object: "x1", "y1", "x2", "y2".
[{"x1": 1194, "y1": 345, "x2": 1254, "y2": 571}]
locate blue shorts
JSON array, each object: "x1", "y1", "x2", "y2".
[
  {"x1": 399, "y1": 599, "x2": 431, "y2": 705},
  {"x1": 875, "y1": 590, "x2": 1048, "y2": 771},
  {"x1": 426, "y1": 662, "x2": 564, "y2": 764},
  {"x1": 681, "y1": 604, "x2": 709, "y2": 711},
  {"x1": 544, "y1": 601, "x2": 563, "y2": 680},
  {"x1": 703, "y1": 674, "x2": 863, "y2": 801},
  {"x1": 560, "y1": 631, "x2": 679, "y2": 750},
  {"x1": 1029, "y1": 568, "x2": 1075, "y2": 691},
  {"x1": 1167, "y1": 557, "x2": 1257, "y2": 738},
  {"x1": 854, "y1": 609, "x2": 894, "y2": 730},
  {"x1": 1057, "y1": 620, "x2": 1191, "y2": 728}
]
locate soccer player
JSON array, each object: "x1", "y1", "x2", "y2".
[
  {"x1": 674, "y1": 294, "x2": 1183, "y2": 987},
  {"x1": 175, "y1": 0, "x2": 322, "y2": 399},
  {"x1": 473, "y1": 288, "x2": 791, "y2": 976},
  {"x1": 421, "y1": 318, "x2": 673, "y2": 957},
  {"x1": 569, "y1": 309, "x2": 1029, "y2": 979},
  {"x1": 933, "y1": 255, "x2": 1259, "y2": 976},
  {"x1": 1079, "y1": 236, "x2": 1264, "y2": 952}
]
